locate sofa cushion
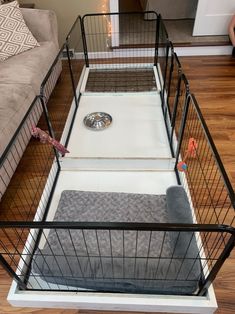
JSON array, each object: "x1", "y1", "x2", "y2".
[
  {"x1": 21, "y1": 8, "x2": 59, "y2": 48},
  {"x1": 0, "y1": 41, "x2": 58, "y2": 94},
  {"x1": 0, "y1": 83, "x2": 36, "y2": 155},
  {"x1": 0, "y1": 1, "x2": 39, "y2": 62}
]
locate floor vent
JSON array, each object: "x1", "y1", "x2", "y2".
[{"x1": 62, "y1": 48, "x2": 75, "y2": 59}]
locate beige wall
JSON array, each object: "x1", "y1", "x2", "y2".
[{"x1": 20, "y1": 0, "x2": 109, "y2": 46}]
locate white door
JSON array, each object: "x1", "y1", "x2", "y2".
[
  {"x1": 109, "y1": 0, "x2": 119, "y2": 47},
  {"x1": 193, "y1": 0, "x2": 235, "y2": 36}
]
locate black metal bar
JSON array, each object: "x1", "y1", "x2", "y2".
[
  {"x1": 162, "y1": 41, "x2": 170, "y2": 99},
  {"x1": 65, "y1": 41, "x2": 79, "y2": 108},
  {"x1": 173, "y1": 91, "x2": 191, "y2": 184},
  {"x1": 174, "y1": 88, "x2": 190, "y2": 165},
  {"x1": 170, "y1": 75, "x2": 182, "y2": 144},
  {"x1": 0, "y1": 254, "x2": 27, "y2": 290},
  {"x1": 40, "y1": 45, "x2": 64, "y2": 89},
  {"x1": 165, "y1": 43, "x2": 174, "y2": 120},
  {"x1": 156, "y1": 42, "x2": 174, "y2": 156},
  {"x1": 154, "y1": 14, "x2": 160, "y2": 66},
  {"x1": 160, "y1": 51, "x2": 175, "y2": 159},
  {"x1": 170, "y1": 73, "x2": 189, "y2": 178},
  {"x1": 169, "y1": 53, "x2": 182, "y2": 127},
  {"x1": 189, "y1": 94, "x2": 235, "y2": 208},
  {"x1": 166, "y1": 48, "x2": 181, "y2": 125},
  {"x1": 198, "y1": 233, "x2": 235, "y2": 296},
  {"x1": 64, "y1": 93, "x2": 81, "y2": 148},
  {"x1": 171, "y1": 73, "x2": 190, "y2": 133},
  {"x1": 0, "y1": 221, "x2": 234, "y2": 235},
  {"x1": 155, "y1": 16, "x2": 175, "y2": 157},
  {"x1": 38, "y1": 96, "x2": 61, "y2": 169},
  {"x1": 80, "y1": 16, "x2": 89, "y2": 67},
  {"x1": 82, "y1": 11, "x2": 158, "y2": 18},
  {"x1": 162, "y1": 108, "x2": 175, "y2": 158}
]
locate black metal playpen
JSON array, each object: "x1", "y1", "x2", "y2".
[{"x1": 0, "y1": 12, "x2": 234, "y2": 298}]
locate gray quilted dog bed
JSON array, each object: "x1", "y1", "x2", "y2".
[{"x1": 32, "y1": 187, "x2": 201, "y2": 295}]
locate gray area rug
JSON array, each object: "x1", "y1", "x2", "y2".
[{"x1": 32, "y1": 188, "x2": 201, "y2": 295}]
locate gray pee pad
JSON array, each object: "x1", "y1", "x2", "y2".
[{"x1": 32, "y1": 187, "x2": 201, "y2": 294}]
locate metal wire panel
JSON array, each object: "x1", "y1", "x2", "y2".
[
  {"x1": 0, "y1": 98, "x2": 58, "y2": 221},
  {"x1": 86, "y1": 68, "x2": 157, "y2": 92},
  {"x1": 157, "y1": 15, "x2": 170, "y2": 90},
  {"x1": 177, "y1": 94, "x2": 235, "y2": 228},
  {"x1": 82, "y1": 12, "x2": 158, "y2": 92},
  {"x1": 171, "y1": 74, "x2": 190, "y2": 140},
  {"x1": 0, "y1": 222, "x2": 233, "y2": 295},
  {"x1": 167, "y1": 52, "x2": 182, "y2": 120},
  {"x1": 36, "y1": 16, "x2": 86, "y2": 148}
]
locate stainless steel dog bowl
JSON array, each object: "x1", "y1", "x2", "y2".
[{"x1": 83, "y1": 112, "x2": 112, "y2": 130}]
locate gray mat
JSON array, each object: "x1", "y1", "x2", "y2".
[{"x1": 32, "y1": 188, "x2": 201, "y2": 294}]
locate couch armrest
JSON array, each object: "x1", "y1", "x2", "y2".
[{"x1": 20, "y1": 8, "x2": 59, "y2": 48}]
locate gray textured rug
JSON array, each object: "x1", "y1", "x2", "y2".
[
  {"x1": 52, "y1": 190, "x2": 167, "y2": 223},
  {"x1": 32, "y1": 188, "x2": 201, "y2": 294}
]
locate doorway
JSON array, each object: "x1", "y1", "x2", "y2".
[{"x1": 115, "y1": 0, "x2": 229, "y2": 46}]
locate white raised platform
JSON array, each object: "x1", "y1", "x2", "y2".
[
  {"x1": 8, "y1": 286, "x2": 217, "y2": 314},
  {"x1": 67, "y1": 94, "x2": 170, "y2": 159},
  {"x1": 64, "y1": 94, "x2": 173, "y2": 170},
  {"x1": 8, "y1": 64, "x2": 217, "y2": 313},
  {"x1": 9, "y1": 166, "x2": 217, "y2": 312}
]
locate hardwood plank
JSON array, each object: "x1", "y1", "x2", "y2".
[
  {"x1": 0, "y1": 56, "x2": 234, "y2": 314},
  {"x1": 180, "y1": 56, "x2": 235, "y2": 314}
]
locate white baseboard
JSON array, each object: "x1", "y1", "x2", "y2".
[
  {"x1": 172, "y1": 45, "x2": 232, "y2": 56},
  {"x1": 74, "y1": 45, "x2": 233, "y2": 60}
]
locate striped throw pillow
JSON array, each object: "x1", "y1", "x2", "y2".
[{"x1": 0, "y1": 1, "x2": 39, "y2": 61}]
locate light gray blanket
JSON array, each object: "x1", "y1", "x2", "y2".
[{"x1": 32, "y1": 187, "x2": 201, "y2": 294}]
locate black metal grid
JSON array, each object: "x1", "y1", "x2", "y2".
[
  {"x1": 166, "y1": 50, "x2": 182, "y2": 120},
  {"x1": 39, "y1": 18, "x2": 85, "y2": 144},
  {"x1": 174, "y1": 93, "x2": 235, "y2": 294},
  {"x1": 0, "y1": 96, "x2": 60, "y2": 289},
  {"x1": 82, "y1": 12, "x2": 158, "y2": 92},
  {"x1": 86, "y1": 68, "x2": 157, "y2": 92},
  {"x1": 177, "y1": 94, "x2": 235, "y2": 228},
  {"x1": 0, "y1": 98, "x2": 58, "y2": 222}
]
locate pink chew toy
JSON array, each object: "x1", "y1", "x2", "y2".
[{"x1": 31, "y1": 126, "x2": 69, "y2": 155}]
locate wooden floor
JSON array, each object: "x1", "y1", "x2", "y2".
[
  {"x1": 179, "y1": 56, "x2": 235, "y2": 314},
  {"x1": 0, "y1": 56, "x2": 234, "y2": 314}
]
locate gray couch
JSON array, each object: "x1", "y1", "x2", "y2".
[{"x1": 0, "y1": 8, "x2": 62, "y2": 199}]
